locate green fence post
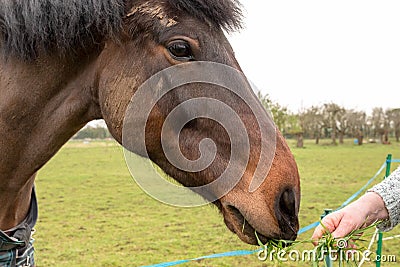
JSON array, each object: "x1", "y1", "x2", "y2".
[
  {"x1": 321, "y1": 209, "x2": 333, "y2": 267},
  {"x1": 376, "y1": 154, "x2": 392, "y2": 267}
]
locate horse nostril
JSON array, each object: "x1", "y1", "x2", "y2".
[
  {"x1": 275, "y1": 188, "x2": 298, "y2": 240},
  {"x1": 279, "y1": 189, "x2": 296, "y2": 218}
]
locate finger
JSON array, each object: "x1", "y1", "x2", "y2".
[
  {"x1": 331, "y1": 224, "x2": 354, "y2": 239},
  {"x1": 330, "y1": 216, "x2": 360, "y2": 239},
  {"x1": 311, "y1": 214, "x2": 342, "y2": 245},
  {"x1": 311, "y1": 225, "x2": 326, "y2": 245}
]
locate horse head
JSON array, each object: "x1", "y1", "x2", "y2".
[{"x1": 96, "y1": 0, "x2": 300, "y2": 244}]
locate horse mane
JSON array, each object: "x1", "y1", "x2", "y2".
[
  {"x1": 0, "y1": 0, "x2": 125, "y2": 60},
  {"x1": 0, "y1": 0, "x2": 242, "y2": 60}
]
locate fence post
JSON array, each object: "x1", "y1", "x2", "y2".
[
  {"x1": 321, "y1": 209, "x2": 333, "y2": 267},
  {"x1": 376, "y1": 154, "x2": 392, "y2": 267}
]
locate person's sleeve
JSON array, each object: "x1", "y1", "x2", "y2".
[{"x1": 367, "y1": 166, "x2": 400, "y2": 231}]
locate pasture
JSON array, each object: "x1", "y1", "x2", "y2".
[{"x1": 35, "y1": 139, "x2": 400, "y2": 266}]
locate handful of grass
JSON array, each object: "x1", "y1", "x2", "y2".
[{"x1": 256, "y1": 221, "x2": 381, "y2": 266}]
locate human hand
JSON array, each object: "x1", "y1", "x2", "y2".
[{"x1": 311, "y1": 192, "x2": 388, "y2": 243}]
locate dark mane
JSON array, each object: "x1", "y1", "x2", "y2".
[
  {"x1": 0, "y1": 0, "x2": 125, "y2": 59},
  {"x1": 0, "y1": 0, "x2": 242, "y2": 60}
]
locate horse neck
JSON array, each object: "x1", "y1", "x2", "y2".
[{"x1": 0, "y1": 51, "x2": 102, "y2": 230}]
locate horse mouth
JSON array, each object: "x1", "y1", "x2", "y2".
[{"x1": 223, "y1": 205, "x2": 269, "y2": 245}]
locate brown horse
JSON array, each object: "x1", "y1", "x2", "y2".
[{"x1": 0, "y1": 0, "x2": 300, "y2": 265}]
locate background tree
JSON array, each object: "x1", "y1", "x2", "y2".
[
  {"x1": 299, "y1": 106, "x2": 323, "y2": 144},
  {"x1": 257, "y1": 92, "x2": 288, "y2": 134},
  {"x1": 346, "y1": 110, "x2": 366, "y2": 145},
  {"x1": 370, "y1": 108, "x2": 390, "y2": 144},
  {"x1": 370, "y1": 107, "x2": 384, "y2": 141},
  {"x1": 74, "y1": 126, "x2": 111, "y2": 140},
  {"x1": 336, "y1": 108, "x2": 349, "y2": 144},
  {"x1": 387, "y1": 108, "x2": 400, "y2": 142},
  {"x1": 322, "y1": 103, "x2": 344, "y2": 145},
  {"x1": 285, "y1": 113, "x2": 304, "y2": 148},
  {"x1": 255, "y1": 92, "x2": 400, "y2": 145}
]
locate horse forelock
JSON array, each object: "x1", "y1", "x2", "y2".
[
  {"x1": 133, "y1": 0, "x2": 243, "y2": 31},
  {"x1": 124, "y1": 0, "x2": 243, "y2": 44},
  {"x1": 126, "y1": 2, "x2": 178, "y2": 28},
  {"x1": 167, "y1": 0, "x2": 243, "y2": 32},
  {"x1": 0, "y1": 0, "x2": 242, "y2": 60}
]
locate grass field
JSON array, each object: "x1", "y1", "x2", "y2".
[{"x1": 34, "y1": 139, "x2": 400, "y2": 266}]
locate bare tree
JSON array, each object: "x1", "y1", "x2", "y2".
[
  {"x1": 299, "y1": 106, "x2": 324, "y2": 144},
  {"x1": 322, "y1": 103, "x2": 345, "y2": 145},
  {"x1": 386, "y1": 108, "x2": 400, "y2": 142},
  {"x1": 370, "y1": 108, "x2": 390, "y2": 144},
  {"x1": 336, "y1": 109, "x2": 350, "y2": 144},
  {"x1": 285, "y1": 114, "x2": 304, "y2": 148},
  {"x1": 392, "y1": 109, "x2": 400, "y2": 142},
  {"x1": 346, "y1": 110, "x2": 366, "y2": 145}
]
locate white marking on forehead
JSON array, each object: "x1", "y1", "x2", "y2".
[{"x1": 126, "y1": 3, "x2": 178, "y2": 27}]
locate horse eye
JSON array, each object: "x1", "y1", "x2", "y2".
[{"x1": 167, "y1": 41, "x2": 194, "y2": 61}]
